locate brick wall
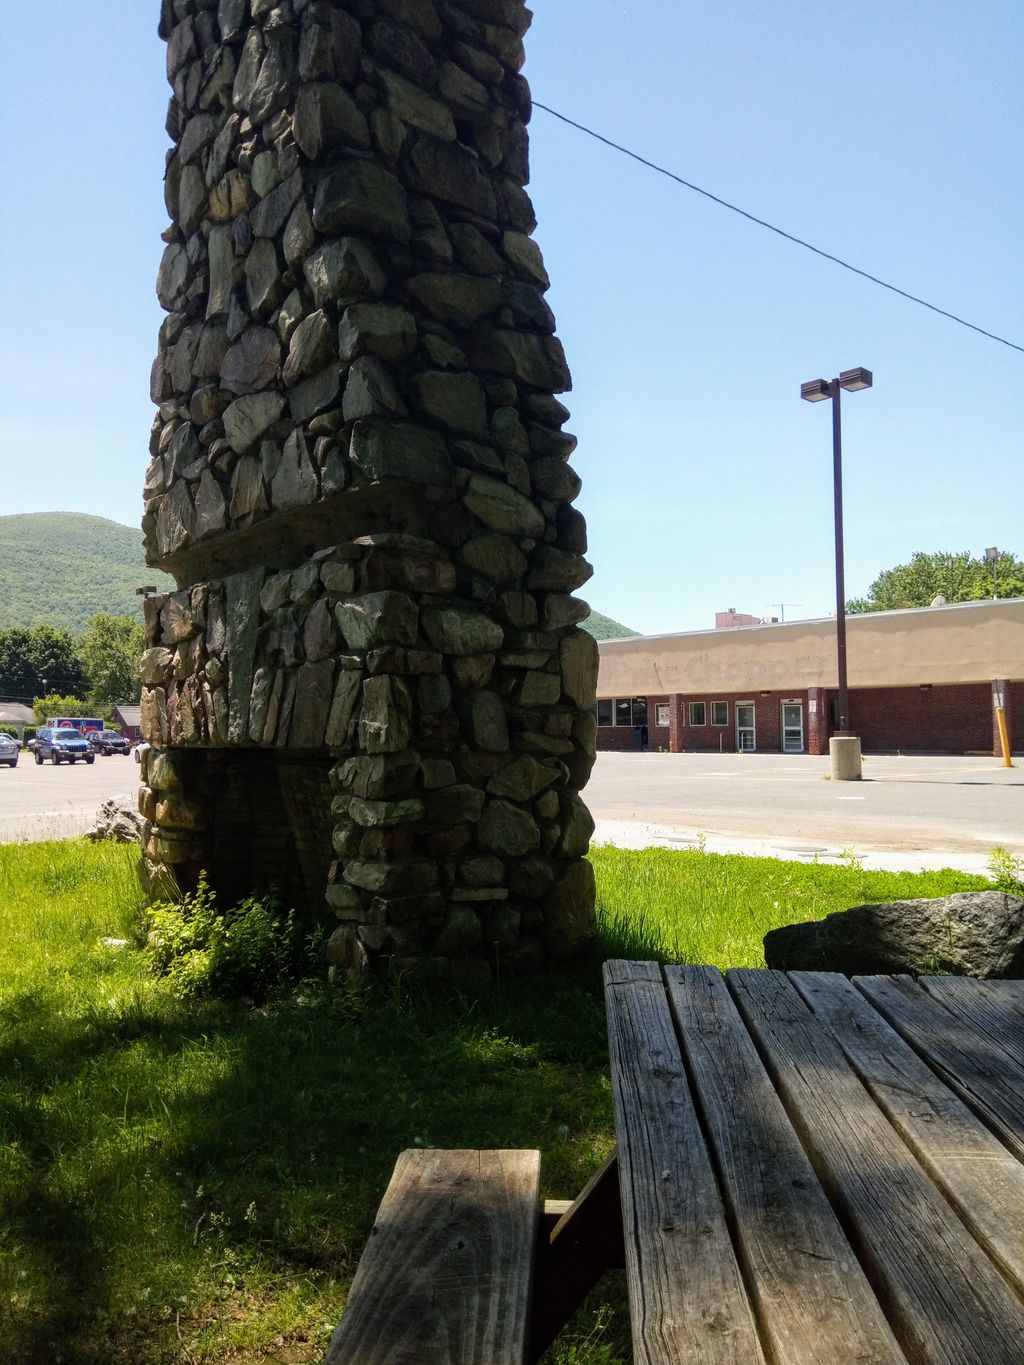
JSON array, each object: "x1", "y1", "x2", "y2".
[{"x1": 849, "y1": 684, "x2": 991, "y2": 754}]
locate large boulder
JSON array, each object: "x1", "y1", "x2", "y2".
[
  {"x1": 764, "y1": 891, "x2": 1024, "y2": 979},
  {"x1": 87, "y1": 796, "x2": 146, "y2": 844}
]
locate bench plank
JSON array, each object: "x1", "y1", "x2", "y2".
[
  {"x1": 920, "y1": 975, "x2": 1024, "y2": 1065},
  {"x1": 324, "y1": 1148, "x2": 540, "y2": 1365},
  {"x1": 666, "y1": 965, "x2": 904, "y2": 1363},
  {"x1": 730, "y1": 969, "x2": 1024, "y2": 1364},
  {"x1": 604, "y1": 959, "x2": 765, "y2": 1364},
  {"x1": 793, "y1": 970, "x2": 1024, "y2": 1297},
  {"x1": 856, "y1": 974, "x2": 1024, "y2": 1160}
]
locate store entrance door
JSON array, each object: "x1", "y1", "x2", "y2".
[
  {"x1": 736, "y1": 703, "x2": 756, "y2": 752},
  {"x1": 781, "y1": 700, "x2": 804, "y2": 752}
]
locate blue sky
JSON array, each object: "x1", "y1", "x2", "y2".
[{"x1": 1, "y1": 1, "x2": 1020, "y2": 635}]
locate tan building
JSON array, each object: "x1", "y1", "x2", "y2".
[{"x1": 596, "y1": 598, "x2": 1024, "y2": 756}]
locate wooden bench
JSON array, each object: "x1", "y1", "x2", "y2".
[{"x1": 323, "y1": 1147, "x2": 624, "y2": 1364}]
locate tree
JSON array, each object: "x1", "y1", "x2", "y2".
[
  {"x1": 0, "y1": 624, "x2": 87, "y2": 701},
  {"x1": 78, "y1": 613, "x2": 146, "y2": 709},
  {"x1": 847, "y1": 550, "x2": 1024, "y2": 613},
  {"x1": 32, "y1": 693, "x2": 96, "y2": 724}
]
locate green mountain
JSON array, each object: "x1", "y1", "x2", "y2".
[
  {"x1": 581, "y1": 610, "x2": 638, "y2": 640},
  {"x1": 0, "y1": 513, "x2": 174, "y2": 633}
]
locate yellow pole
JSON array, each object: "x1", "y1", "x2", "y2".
[{"x1": 996, "y1": 706, "x2": 1014, "y2": 767}]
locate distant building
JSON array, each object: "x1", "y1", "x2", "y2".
[
  {"x1": 715, "y1": 607, "x2": 763, "y2": 629},
  {"x1": 596, "y1": 598, "x2": 1023, "y2": 757},
  {"x1": 111, "y1": 703, "x2": 142, "y2": 742},
  {"x1": 0, "y1": 702, "x2": 36, "y2": 737}
]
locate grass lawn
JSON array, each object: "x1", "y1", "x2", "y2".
[{"x1": 0, "y1": 838, "x2": 990, "y2": 1363}]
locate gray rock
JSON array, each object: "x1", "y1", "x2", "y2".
[
  {"x1": 435, "y1": 907, "x2": 482, "y2": 956},
  {"x1": 350, "y1": 420, "x2": 452, "y2": 486},
  {"x1": 338, "y1": 302, "x2": 417, "y2": 362},
  {"x1": 225, "y1": 568, "x2": 264, "y2": 743},
  {"x1": 283, "y1": 198, "x2": 315, "y2": 268},
  {"x1": 221, "y1": 326, "x2": 281, "y2": 394},
  {"x1": 303, "y1": 597, "x2": 337, "y2": 661},
  {"x1": 206, "y1": 226, "x2": 235, "y2": 320},
  {"x1": 223, "y1": 391, "x2": 285, "y2": 454},
  {"x1": 422, "y1": 606, "x2": 503, "y2": 655},
  {"x1": 464, "y1": 472, "x2": 545, "y2": 537},
  {"x1": 343, "y1": 356, "x2": 405, "y2": 420},
  {"x1": 270, "y1": 428, "x2": 319, "y2": 512},
  {"x1": 250, "y1": 169, "x2": 303, "y2": 238},
  {"x1": 155, "y1": 481, "x2": 196, "y2": 557},
  {"x1": 87, "y1": 796, "x2": 146, "y2": 844},
  {"x1": 303, "y1": 237, "x2": 386, "y2": 308},
  {"x1": 556, "y1": 793, "x2": 595, "y2": 857},
  {"x1": 488, "y1": 756, "x2": 557, "y2": 802},
  {"x1": 229, "y1": 453, "x2": 269, "y2": 521},
  {"x1": 359, "y1": 675, "x2": 413, "y2": 753},
  {"x1": 406, "y1": 272, "x2": 502, "y2": 327},
  {"x1": 282, "y1": 309, "x2": 333, "y2": 386},
  {"x1": 462, "y1": 689, "x2": 508, "y2": 751},
  {"x1": 560, "y1": 629, "x2": 598, "y2": 709},
  {"x1": 467, "y1": 329, "x2": 571, "y2": 392},
  {"x1": 382, "y1": 69, "x2": 455, "y2": 140},
  {"x1": 478, "y1": 800, "x2": 540, "y2": 856},
  {"x1": 290, "y1": 659, "x2": 337, "y2": 747},
  {"x1": 457, "y1": 533, "x2": 526, "y2": 585},
  {"x1": 543, "y1": 859, "x2": 596, "y2": 959},
  {"x1": 408, "y1": 138, "x2": 496, "y2": 218},
  {"x1": 764, "y1": 892, "x2": 1024, "y2": 978},
  {"x1": 409, "y1": 371, "x2": 487, "y2": 436},
  {"x1": 335, "y1": 592, "x2": 419, "y2": 650},
  {"x1": 193, "y1": 469, "x2": 228, "y2": 541},
  {"x1": 289, "y1": 364, "x2": 342, "y2": 422},
  {"x1": 312, "y1": 159, "x2": 410, "y2": 242},
  {"x1": 531, "y1": 457, "x2": 581, "y2": 503},
  {"x1": 245, "y1": 236, "x2": 284, "y2": 316},
  {"x1": 502, "y1": 229, "x2": 550, "y2": 288},
  {"x1": 527, "y1": 547, "x2": 593, "y2": 592},
  {"x1": 293, "y1": 81, "x2": 370, "y2": 159},
  {"x1": 325, "y1": 668, "x2": 363, "y2": 747}
]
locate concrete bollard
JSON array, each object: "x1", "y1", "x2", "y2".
[{"x1": 830, "y1": 735, "x2": 863, "y2": 781}]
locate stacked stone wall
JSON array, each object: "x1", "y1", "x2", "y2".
[{"x1": 141, "y1": 0, "x2": 597, "y2": 980}]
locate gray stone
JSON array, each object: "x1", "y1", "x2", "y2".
[
  {"x1": 544, "y1": 595, "x2": 591, "y2": 630},
  {"x1": 245, "y1": 236, "x2": 284, "y2": 316},
  {"x1": 193, "y1": 469, "x2": 228, "y2": 540},
  {"x1": 463, "y1": 689, "x2": 508, "y2": 751},
  {"x1": 406, "y1": 272, "x2": 502, "y2": 327},
  {"x1": 229, "y1": 454, "x2": 269, "y2": 521},
  {"x1": 303, "y1": 597, "x2": 337, "y2": 661},
  {"x1": 293, "y1": 81, "x2": 370, "y2": 159},
  {"x1": 422, "y1": 757, "x2": 457, "y2": 788},
  {"x1": 408, "y1": 138, "x2": 496, "y2": 218},
  {"x1": 155, "y1": 481, "x2": 196, "y2": 557},
  {"x1": 349, "y1": 796, "x2": 424, "y2": 827},
  {"x1": 282, "y1": 309, "x2": 333, "y2": 386},
  {"x1": 467, "y1": 329, "x2": 571, "y2": 392},
  {"x1": 141, "y1": 646, "x2": 175, "y2": 687},
  {"x1": 249, "y1": 28, "x2": 297, "y2": 125},
  {"x1": 223, "y1": 391, "x2": 285, "y2": 454},
  {"x1": 250, "y1": 169, "x2": 303, "y2": 238},
  {"x1": 321, "y1": 560, "x2": 357, "y2": 595},
  {"x1": 335, "y1": 593, "x2": 419, "y2": 650},
  {"x1": 488, "y1": 756, "x2": 557, "y2": 802},
  {"x1": 543, "y1": 859, "x2": 596, "y2": 959},
  {"x1": 338, "y1": 302, "x2": 417, "y2": 362},
  {"x1": 528, "y1": 548, "x2": 593, "y2": 593},
  {"x1": 283, "y1": 198, "x2": 315, "y2": 268},
  {"x1": 221, "y1": 326, "x2": 281, "y2": 394},
  {"x1": 457, "y1": 533, "x2": 527, "y2": 585},
  {"x1": 409, "y1": 370, "x2": 487, "y2": 436},
  {"x1": 531, "y1": 457, "x2": 581, "y2": 502},
  {"x1": 556, "y1": 793, "x2": 594, "y2": 857},
  {"x1": 325, "y1": 668, "x2": 363, "y2": 747},
  {"x1": 764, "y1": 892, "x2": 1024, "y2": 978},
  {"x1": 503, "y1": 229, "x2": 550, "y2": 288},
  {"x1": 350, "y1": 420, "x2": 452, "y2": 486},
  {"x1": 290, "y1": 659, "x2": 337, "y2": 747},
  {"x1": 206, "y1": 226, "x2": 235, "y2": 320},
  {"x1": 359, "y1": 675, "x2": 413, "y2": 753},
  {"x1": 560, "y1": 629, "x2": 599, "y2": 709},
  {"x1": 427, "y1": 784, "x2": 485, "y2": 824},
  {"x1": 464, "y1": 472, "x2": 545, "y2": 537},
  {"x1": 312, "y1": 159, "x2": 411, "y2": 242},
  {"x1": 435, "y1": 907, "x2": 482, "y2": 956},
  {"x1": 333, "y1": 750, "x2": 420, "y2": 800},
  {"x1": 382, "y1": 69, "x2": 455, "y2": 140},
  {"x1": 422, "y1": 606, "x2": 503, "y2": 656},
  {"x1": 289, "y1": 365, "x2": 342, "y2": 422},
  {"x1": 303, "y1": 237, "x2": 386, "y2": 309},
  {"x1": 478, "y1": 800, "x2": 540, "y2": 856},
  {"x1": 344, "y1": 859, "x2": 439, "y2": 894},
  {"x1": 270, "y1": 428, "x2": 319, "y2": 512},
  {"x1": 225, "y1": 568, "x2": 264, "y2": 743},
  {"x1": 343, "y1": 356, "x2": 405, "y2": 420}
]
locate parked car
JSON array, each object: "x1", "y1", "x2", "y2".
[
  {"x1": 34, "y1": 726, "x2": 95, "y2": 765},
  {"x1": 0, "y1": 734, "x2": 19, "y2": 767},
  {"x1": 88, "y1": 730, "x2": 131, "y2": 756},
  {"x1": 134, "y1": 741, "x2": 151, "y2": 765}
]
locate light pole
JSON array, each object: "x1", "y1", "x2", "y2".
[
  {"x1": 985, "y1": 547, "x2": 1000, "y2": 599},
  {"x1": 801, "y1": 367, "x2": 873, "y2": 779}
]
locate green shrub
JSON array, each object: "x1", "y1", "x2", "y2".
[
  {"x1": 143, "y1": 874, "x2": 307, "y2": 1000},
  {"x1": 989, "y1": 846, "x2": 1024, "y2": 895},
  {"x1": 0, "y1": 724, "x2": 18, "y2": 739},
  {"x1": 23, "y1": 725, "x2": 37, "y2": 742}
]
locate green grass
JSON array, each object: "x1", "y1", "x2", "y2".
[{"x1": 0, "y1": 838, "x2": 990, "y2": 1363}]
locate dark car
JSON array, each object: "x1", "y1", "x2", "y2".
[
  {"x1": 0, "y1": 734, "x2": 18, "y2": 767},
  {"x1": 34, "y1": 726, "x2": 95, "y2": 765},
  {"x1": 88, "y1": 730, "x2": 131, "y2": 756}
]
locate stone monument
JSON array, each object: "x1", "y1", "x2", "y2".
[{"x1": 140, "y1": 0, "x2": 597, "y2": 979}]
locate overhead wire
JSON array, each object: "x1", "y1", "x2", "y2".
[{"x1": 533, "y1": 102, "x2": 1024, "y2": 356}]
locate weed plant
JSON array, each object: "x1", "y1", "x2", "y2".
[{"x1": 0, "y1": 837, "x2": 992, "y2": 1363}]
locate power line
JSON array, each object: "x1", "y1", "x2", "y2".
[{"x1": 533, "y1": 101, "x2": 1024, "y2": 356}]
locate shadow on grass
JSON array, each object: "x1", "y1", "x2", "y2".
[{"x1": 1, "y1": 958, "x2": 619, "y2": 1364}]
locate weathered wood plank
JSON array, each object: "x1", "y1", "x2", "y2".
[
  {"x1": 793, "y1": 970, "x2": 1024, "y2": 1296},
  {"x1": 920, "y1": 975, "x2": 1024, "y2": 1065},
  {"x1": 324, "y1": 1148, "x2": 540, "y2": 1365},
  {"x1": 603, "y1": 959, "x2": 766, "y2": 1365},
  {"x1": 729, "y1": 968, "x2": 1024, "y2": 1364},
  {"x1": 665, "y1": 964, "x2": 905, "y2": 1364},
  {"x1": 856, "y1": 973, "x2": 1024, "y2": 1160}
]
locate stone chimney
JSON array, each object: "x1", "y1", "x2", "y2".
[{"x1": 140, "y1": 0, "x2": 597, "y2": 981}]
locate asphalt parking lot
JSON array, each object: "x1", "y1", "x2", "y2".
[
  {"x1": 0, "y1": 750, "x2": 139, "y2": 843},
  {"x1": 586, "y1": 751, "x2": 1024, "y2": 874}
]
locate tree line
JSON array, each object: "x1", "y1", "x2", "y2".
[
  {"x1": 0, "y1": 615, "x2": 144, "y2": 716},
  {"x1": 847, "y1": 549, "x2": 1024, "y2": 614}
]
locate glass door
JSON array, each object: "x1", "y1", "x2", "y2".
[
  {"x1": 736, "y1": 704, "x2": 756, "y2": 752},
  {"x1": 781, "y1": 701, "x2": 804, "y2": 752}
]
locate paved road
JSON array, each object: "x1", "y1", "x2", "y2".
[
  {"x1": 586, "y1": 752, "x2": 1024, "y2": 874},
  {"x1": 0, "y1": 752, "x2": 139, "y2": 842}
]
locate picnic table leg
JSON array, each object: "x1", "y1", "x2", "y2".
[{"x1": 528, "y1": 1152, "x2": 624, "y2": 1362}]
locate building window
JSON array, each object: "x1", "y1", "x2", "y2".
[
  {"x1": 597, "y1": 697, "x2": 648, "y2": 727},
  {"x1": 711, "y1": 701, "x2": 728, "y2": 726},
  {"x1": 655, "y1": 703, "x2": 670, "y2": 728},
  {"x1": 688, "y1": 701, "x2": 706, "y2": 726}
]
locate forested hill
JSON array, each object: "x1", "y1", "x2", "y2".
[
  {"x1": 0, "y1": 512, "x2": 639, "y2": 641},
  {"x1": 0, "y1": 513, "x2": 174, "y2": 633}
]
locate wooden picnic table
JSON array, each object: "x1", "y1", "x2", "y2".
[{"x1": 605, "y1": 962, "x2": 1024, "y2": 1364}]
